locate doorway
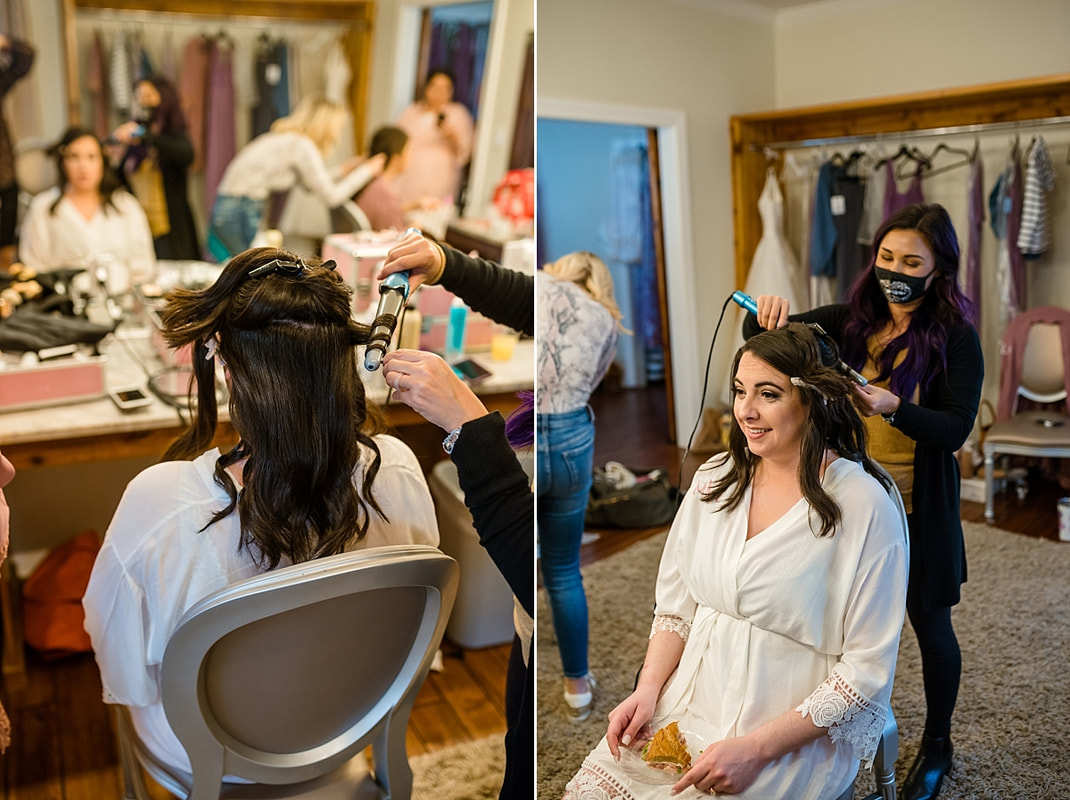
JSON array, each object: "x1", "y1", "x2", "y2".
[{"x1": 536, "y1": 117, "x2": 674, "y2": 443}]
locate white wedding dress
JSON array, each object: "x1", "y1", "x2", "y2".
[{"x1": 564, "y1": 456, "x2": 908, "y2": 800}]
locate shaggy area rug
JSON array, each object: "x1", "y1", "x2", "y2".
[
  {"x1": 537, "y1": 521, "x2": 1070, "y2": 798},
  {"x1": 411, "y1": 734, "x2": 505, "y2": 799}
]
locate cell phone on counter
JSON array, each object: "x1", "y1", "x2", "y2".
[
  {"x1": 109, "y1": 385, "x2": 153, "y2": 412},
  {"x1": 451, "y1": 358, "x2": 491, "y2": 384}
]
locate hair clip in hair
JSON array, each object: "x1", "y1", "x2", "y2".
[
  {"x1": 790, "y1": 376, "x2": 828, "y2": 405},
  {"x1": 204, "y1": 337, "x2": 219, "y2": 360},
  {"x1": 247, "y1": 257, "x2": 338, "y2": 277}
]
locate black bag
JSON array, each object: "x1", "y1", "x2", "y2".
[{"x1": 585, "y1": 466, "x2": 679, "y2": 529}]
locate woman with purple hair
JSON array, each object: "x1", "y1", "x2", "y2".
[
  {"x1": 746, "y1": 203, "x2": 983, "y2": 800},
  {"x1": 111, "y1": 74, "x2": 200, "y2": 260},
  {"x1": 378, "y1": 231, "x2": 532, "y2": 800}
]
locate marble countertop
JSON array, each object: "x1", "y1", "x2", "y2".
[{"x1": 0, "y1": 328, "x2": 533, "y2": 448}]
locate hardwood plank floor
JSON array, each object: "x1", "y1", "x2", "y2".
[{"x1": 0, "y1": 634, "x2": 508, "y2": 799}]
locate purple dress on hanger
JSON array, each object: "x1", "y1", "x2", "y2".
[{"x1": 882, "y1": 161, "x2": 925, "y2": 219}]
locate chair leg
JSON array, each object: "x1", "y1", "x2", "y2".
[
  {"x1": 984, "y1": 447, "x2": 995, "y2": 522},
  {"x1": 372, "y1": 713, "x2": 414, "y2": 800},
  {"x1": 114, "y1": 707, "x2": 151, "y2": 800}
]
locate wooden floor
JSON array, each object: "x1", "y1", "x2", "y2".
[{"x1": 0, "y1": 623, "x2": 507, "y2": 799}]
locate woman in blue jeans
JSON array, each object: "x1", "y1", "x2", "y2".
[{"x1": 537, "y1": 251, "x2": 626, "y2": 719}]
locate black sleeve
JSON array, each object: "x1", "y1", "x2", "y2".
[
  {"x1": 449, "y1": 412, "x2": 534, "y2": 616},
  {"x1": 142, "y1": 130, "x2": 195, "y2": 168},
  {"x1": 890, "y1": 324, "x2": 984, "y2": 452},
  {"x1": 741, "y1": 303, "x2": 852, "y2": 340},
  {"x1": 0, "y1": 39, "x2": 34, "y2": 97},
  {"x1": 437, "y1": 245, "x2": 534, "y2": 336}
]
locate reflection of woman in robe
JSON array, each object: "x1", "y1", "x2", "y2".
[
  {"x1": 394, "y1": 69, "x2": 474, "y2": 207},
  {"x1": 565, "y1": 323, "x2": 908, "y2": 800}
]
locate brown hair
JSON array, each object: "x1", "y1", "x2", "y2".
[
  {"x1": 159, "y1": 247, "x2": 388, "y2": 568},
  {"x1": 703, "y1": 322, "x2": 890, "y2": 538}
]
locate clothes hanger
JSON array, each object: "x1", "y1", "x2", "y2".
[
  {"x1": 919, "y1": 140, "x2": 974, "y2": 179},
  {"x1": 893, "y1": 146, "x2": 933, "y2": 179}
]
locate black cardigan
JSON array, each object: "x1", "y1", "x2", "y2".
[
  {"x1": 437, "y1": 245, "x2": 533, "y2": 798},
  {"x1": 119, "y1": 129, "x2": 201, "y2": 260},
  {"x1": 743, "y1": 306, "x2": 984, "y2": 609}
]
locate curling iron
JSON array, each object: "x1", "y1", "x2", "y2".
[
  {"x1": 363, "y1": 227, "x2": 420, "y2": 371},
  {"x1": 731, "y1": 290, "x2": 868, "y2": 386}
]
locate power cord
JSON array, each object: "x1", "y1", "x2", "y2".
[{"x1": 675, "y1": 294, "x2": 735, "y2": 502}]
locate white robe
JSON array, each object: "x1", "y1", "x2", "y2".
[
  {"x1": 83, "y1": 435, "x2": 439, "y2": 777},
  {"x1": 566, "y1": 456, "x2": 908, "y2": 800}
]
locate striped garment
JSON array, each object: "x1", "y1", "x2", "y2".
[{"x1": 1016, "y1": 136, "x2": 1056, "y2": 256}]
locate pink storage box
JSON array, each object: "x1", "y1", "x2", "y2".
[
  {"x1": 418, "y1": 311, "x2": 493, "y2": 354},
  {"x1": 0, "y1": 356, "x2": 107, "y2": 412},
  {"x1": 321, "y1": 234, "x2": 394, "y2": 313}
]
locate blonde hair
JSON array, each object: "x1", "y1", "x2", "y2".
[
  {"x1": 544, "y1": 251, "x2": 630, "y2": 332},
  {"x1": 271, "y1": 94, "x2": 346, "y2": 155}
]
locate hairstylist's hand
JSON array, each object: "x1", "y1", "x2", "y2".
[
  {"x1": 113, "y1": 120, "x2": 144, "y2": 145},
  {"x1": 381, "y1": 349, "x2": 488, "y2": 433},
  {"x1": 853, "y1": 382, "x2": 901, "y2": 418},
  {"x1": 606, "y1": 686, "x2": 659, "y2": 761},
  {"x1": 378, "y1": 231, "x2": 445, "y2": 290},
  {"x1": 755, "y1": 295, "x2": 791, "y2": 330},
  {"x1": 342, "y1": 152, "x2": 386, "y2": 177}
]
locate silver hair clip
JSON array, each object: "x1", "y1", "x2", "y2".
[
  {"x1": 204, "y1": 337, "x2": 218, "y2": 360},
  {"x1": 247, "y1": 257, "x2": 337, "y2": 278},
  {"x1": 791, "y1": 376, "x2": 828, "y2": 405}
]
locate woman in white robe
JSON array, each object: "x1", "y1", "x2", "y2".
[{"x1": 565, "y1": 323, "x2": 908, "y2": 800}]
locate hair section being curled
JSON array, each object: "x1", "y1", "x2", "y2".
[
  {"x1": 158, "y1": 247, "x2": 386, "y2": 568},
  {"x1": 703, "y1": 322, "x2": 890, "y2": 538}
]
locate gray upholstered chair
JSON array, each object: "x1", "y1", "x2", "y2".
[
  {"x1": 984, "y1": 320, "x2": 1070, "y2": 521},
  {"x1": 116, "y1": 544, "x2": 458, "y2": 800},
  {"x1": 835, "y1": 709, "x2": 898, "y2": 800}
]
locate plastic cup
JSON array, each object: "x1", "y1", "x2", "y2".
[{"x1": 490, "y1": 325, "x2": 520, "y2": 361}]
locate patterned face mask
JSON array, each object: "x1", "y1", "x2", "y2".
[{"x1": 874, "y1": 265, "x2": 932, "y2": 304}]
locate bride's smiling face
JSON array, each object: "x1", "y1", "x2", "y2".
[{"x1": 732, "y1": 352, "x2": 806, "y2": 463}]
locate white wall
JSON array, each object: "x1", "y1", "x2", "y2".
[
  {"x1": 774, "y1": 0, "x2": 1070, "y2": 108},
  {"x1": 537, "y1": 0, "x2": 776, "y2": 443}
]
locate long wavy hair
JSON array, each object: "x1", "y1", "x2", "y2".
[
  {"x1": 543, "y1": 251, "x2": 630, "y2": 332},
  {"x1": 704, "y1": 323, "x2": 891, "y2": 538},
  {"x1": 159, "y1": 248, "x2": 387, "y2": 569},
  {"x1": 841, "y1": 203, "x2": 976, "y2": 400},
  {"x1": 49, "y1": 127, "x2": 123, "y2": 215},
  {"x1": 139, "y1": 74, "x2": 186, "y2": 136}
]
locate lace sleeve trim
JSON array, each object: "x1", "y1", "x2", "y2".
[
  {"x1": 796, "y1": 671, "x2": 887, "y2": 766},
  {"x1": 649, "y1": 613, "x2": 691, "y2": 642}
]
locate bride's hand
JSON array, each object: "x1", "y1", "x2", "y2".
[{"x1": 606, "y1": 687, "x2": 658, "y2": 760}]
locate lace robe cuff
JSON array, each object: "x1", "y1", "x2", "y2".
[
  {"x1": 649, "y1": 613, "x2": 691, "y2": 642},
  {"x1": 796, "y1": 671, "x2": 887, "y2": 766}
]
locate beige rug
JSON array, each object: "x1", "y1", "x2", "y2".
[
  {"x1": 411, "y1": 733, "x2": 505, "y2": 799},
  {"x1": 537, "y1": 521, "x2": 1070, "y2": 799}
]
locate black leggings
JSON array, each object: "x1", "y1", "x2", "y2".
[{"x1": 905, "y1": 596, "x2": 960, "y2": 739}]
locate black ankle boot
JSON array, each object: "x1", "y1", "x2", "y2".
[{"x1": 902, "y1": 734, "x2": 953, "y2": 800}]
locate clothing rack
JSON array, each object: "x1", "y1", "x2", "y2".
[
  {"x1": 749, "y1": 114, "x2": 1070, "y2": 152},
  {"x1": 64, "y1": 0, "x2": 375, "y2": 147},
  {"x1": 728, "y1": 73, "x2": 1070, "y2": 288}
]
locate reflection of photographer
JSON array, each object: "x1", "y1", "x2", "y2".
[
  {"x1": 110, "y1": 75, "x2": 200, "y2": 260},
  {"x1": 0, "y1": 33, "x2": 34, "y2": 269}
]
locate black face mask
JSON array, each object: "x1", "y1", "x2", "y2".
[
  {"x1": 874, "y1": 265, "x2": 933, "y2": 304},
  {"x1": 135, "y1": 107, "x2": 157, "y2": 125}
]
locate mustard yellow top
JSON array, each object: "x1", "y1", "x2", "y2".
[{"x1": 862, "y1": 336, "x2": 918, "y2": 513}]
